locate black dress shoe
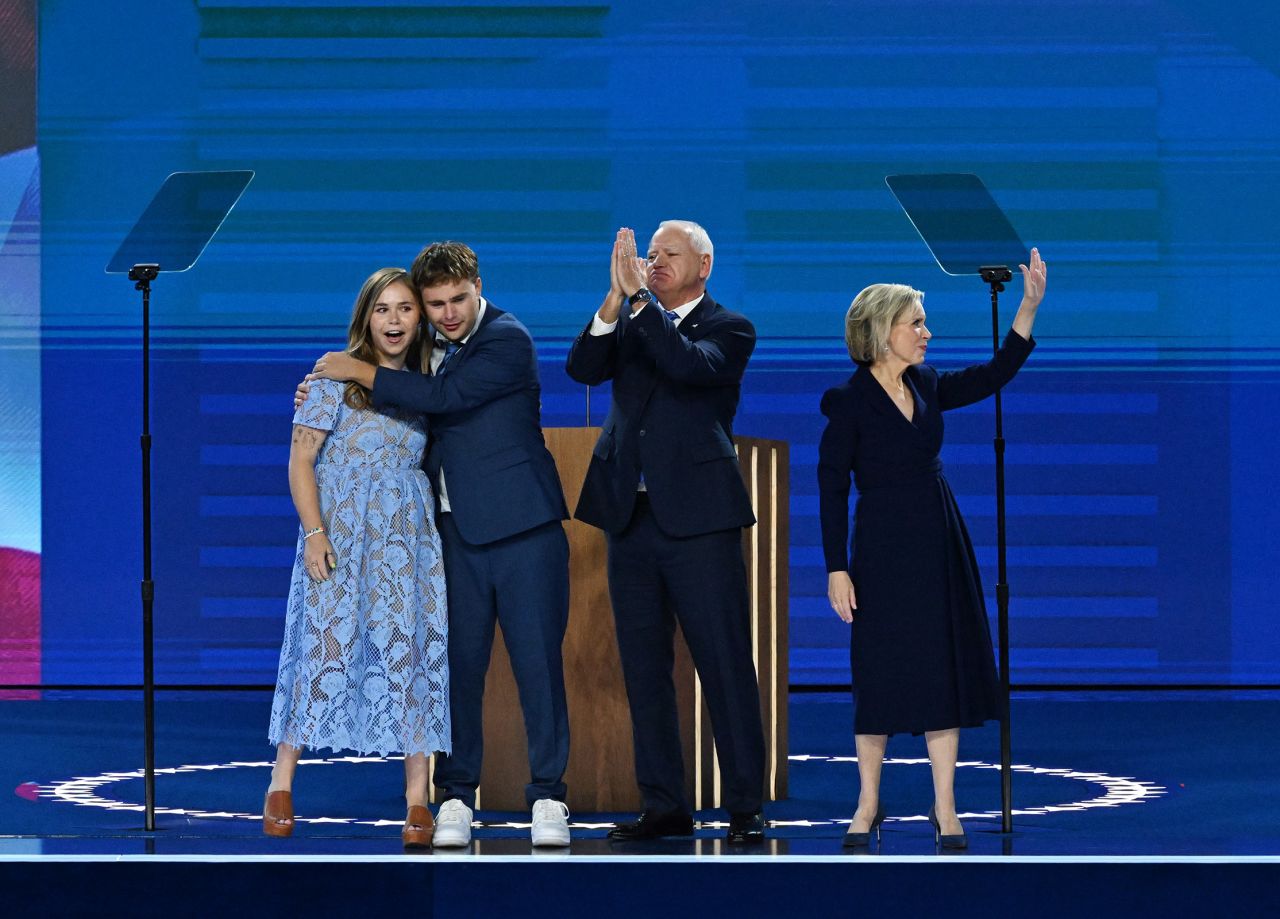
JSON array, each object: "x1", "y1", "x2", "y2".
[
  {"x1": 726, "y1": 811, "x2": 765, "y2": 844},
  {"x1": 927, "y1": 805, "x2": 968, "y2": 850},
  {"x1": 608, "y1": 810, "x2": 695, "y2": 840},
  {"x1": 842, "y1": 804, "x2": 886, "y2": 848}
]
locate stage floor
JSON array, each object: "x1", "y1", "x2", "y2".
[{"x1": 2, "y1": 691, "x2": 1278, "y2": 860}]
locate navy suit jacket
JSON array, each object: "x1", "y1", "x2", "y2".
[
  {"x1": 565, "y1": 292, "x2": 757, "y2": 537},
  {"x1": 372, "y1": 302, "x2": 569, "y2": 546}
]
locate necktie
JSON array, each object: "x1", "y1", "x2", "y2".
[{"x1": 436, "y1": 340, "x2": 460, "y2": 375}]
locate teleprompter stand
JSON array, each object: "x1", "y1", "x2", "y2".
[
  {"x1": 106, "y1": 170, "x2": 254, "y2": 831},
  {"x1": 886, "y1": 173, "x2": 1032, "y2": 834}
]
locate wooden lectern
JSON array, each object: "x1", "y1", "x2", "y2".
[{"x1": 463, "y1": 427, "x2": 788, "y2": 813}]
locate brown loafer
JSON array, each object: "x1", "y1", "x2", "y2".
[
  {"x1": 403, "y1": 804, "x2": 434, "y2": 849},
  {"x1": 263, "y1": 790, "x2": 294, "y2": 838}
]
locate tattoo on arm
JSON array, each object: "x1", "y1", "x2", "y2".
[
  {"x1": 290, "y1": 425, "x2": 327, "y2": 466},
  {"x1": 292, "y1": 426, "x2": 322, "y2": 449}
]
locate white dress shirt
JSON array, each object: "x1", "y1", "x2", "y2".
[{"x1": 589, "y1": 293, "x2": 703, "y2": 336}]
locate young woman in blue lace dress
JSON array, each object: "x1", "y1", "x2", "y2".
[{"x1": 263, "y1": 268, "x2": 450, "y2": 847}]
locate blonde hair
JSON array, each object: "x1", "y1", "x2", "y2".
[
  {"x1": 844, "y1": 283, "x2": 923, "y2": 366},
  {"x1": 411, "y1": 240, "x2": 479, "y2": 289}
]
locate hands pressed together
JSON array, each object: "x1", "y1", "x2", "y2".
[
  {"x1": 598, "y1": 227, "x2": 652, "y2": 324},
  {"x1": 612, "y1": 227, "x2": 650, "y2": 299}
]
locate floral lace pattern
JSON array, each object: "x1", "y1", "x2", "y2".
[{"x1": 268, "y1": 378, "x2": 450, "y2": 756}]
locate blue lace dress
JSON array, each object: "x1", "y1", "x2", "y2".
[{"x1": 268, "y1": 377, "x2": 450, "y2": 757}]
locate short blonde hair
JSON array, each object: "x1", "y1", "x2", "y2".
[{"x1": 844, "y1": 283, "x2": 923, "y2": 366}]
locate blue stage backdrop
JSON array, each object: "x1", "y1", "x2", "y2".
[{"x1": 32, "y1": 0, "x2": 1280, "y2": 687}]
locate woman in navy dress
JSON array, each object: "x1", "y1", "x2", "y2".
[{"x1": 817, "y1": 249, "x2": 1047, "y2": 848}]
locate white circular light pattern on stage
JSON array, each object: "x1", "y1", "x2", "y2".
[
  {"x1": 37, "y1": 754, "x2": 1164, "y2": 828},
  {"x1": 784, "y1": 756, "x2": 1166, "y2": 824}
]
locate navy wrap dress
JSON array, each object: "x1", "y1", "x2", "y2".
[{"x1": 817, "y1": 330, "x2": 1035, "y2": 735}]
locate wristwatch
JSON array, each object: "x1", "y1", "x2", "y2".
[{"x1": 627, "y1": 288, "x2": 654, "y2": 307}]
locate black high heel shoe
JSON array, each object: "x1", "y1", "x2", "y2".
[
  {"x1": 926, "y1": 805, "x2": 968, "y2": 849},
  {"x1": 842, "y1": 804, "x2": 886, "y2": 848}
]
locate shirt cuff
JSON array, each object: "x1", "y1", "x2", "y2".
[{"x1": 590, "y1": 312, "x2": 618, "y2": 336}]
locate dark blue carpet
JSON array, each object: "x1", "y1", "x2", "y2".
[{"x1": 1, "y1": 691, "x2": 1276, "y2": 856}]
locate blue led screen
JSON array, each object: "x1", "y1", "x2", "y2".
[{"x1": 30, "y1": 0, "x2": 1280, "y2": 686}]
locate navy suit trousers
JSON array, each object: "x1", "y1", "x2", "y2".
[
  {"x1": 607, "y1": 496, "x2": 766, "y2": 815},
  {"x1": 432, "y1": 514, "x2": 571, "y2": 809}
]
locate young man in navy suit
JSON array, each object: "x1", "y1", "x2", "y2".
[
  {"x1": 565, "y1": 222, "x2": 766, "y2": 844},
  {"x1": 309, "y1": 242, "x2": 572, "y2": 847}
]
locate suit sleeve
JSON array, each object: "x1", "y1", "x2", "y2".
[
  {"x1": 371, "y1": 323, "x2": 532, "y2": 414},
  {"x1": 816, "y1": 387, "x2": 858, "y2": 573},
  {"x1": 564, "y1": 317, "x2": 618, "y2": 385},
  {"x1": 631, "y1": 304, "x2": 756, "y2": 386},
  {"x1": 936, "y1": 329, "x2": 1036, "y2": 412}
]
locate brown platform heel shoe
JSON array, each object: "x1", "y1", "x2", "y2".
[
  {"x1": 403, "y1": 804, "x2": 434, "y2": 849},
  {"x1": 263, "y1": 790, "x2": 294, "y2": 838}
]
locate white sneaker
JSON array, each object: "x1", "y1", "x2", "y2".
[
  {"x1": 433, "y1": 798, "x2": 473, "y2": 847},
  {"x1": 531, "y1": 798, "x2": 571, "y2": 847}
]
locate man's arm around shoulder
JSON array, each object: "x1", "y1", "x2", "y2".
[{"x1": 373, "y1": 319, "x2": 534, "y2": 414}]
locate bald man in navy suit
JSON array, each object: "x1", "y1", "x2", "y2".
[{"x1": 565, "y1": 222, "x2": 766, "y2": 845}]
